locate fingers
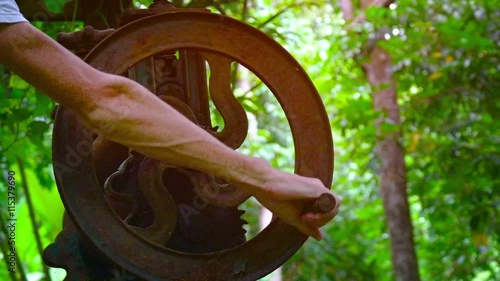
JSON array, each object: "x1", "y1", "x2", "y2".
[
  {"x1": 292, "y1": 220, "x2": 323, "y2": 241},
  {"x1": 262, "y1": 172, "x2": 329, "y2": 201},
  {"x1": 303, "y1": 207, "x2": 338, "y2": 225},
  {"x1": 302, "y1": 212, "x2": 334, "y2": 228},
  {"x1": 299, "y1": 194, "x2": 340, "y2": 238},
  {"x1": 303, "y1": 193, "x2": 340, "y2": 225},
  {"x1": 296, "y1": 212, "x2": 333, "y2": 241},
  {"x1": 296, "y1": 208, "x2": 338, "y2": 240},
  {"x1": 311, "y1": 229, "x2": 322, "y2": 241}
]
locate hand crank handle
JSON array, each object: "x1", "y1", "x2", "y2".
[{"x1": 304, "y1": 193, "x2": 337, "y2": 213}]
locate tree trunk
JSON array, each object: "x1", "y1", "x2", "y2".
[
  {"x1": 340, "y1": 1, "x2": 421, "y2": 281},
  {"x1": 365, "y1": 46, "x2": 420, "y2": 281}
]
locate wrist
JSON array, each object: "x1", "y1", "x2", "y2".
[{"x1": 229, "y1": 156, "x2": 273, "y2": 194}]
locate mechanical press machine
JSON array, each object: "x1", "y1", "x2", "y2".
[{"x1": 43, "y1": 1, "x2": 335, "y2": 280}]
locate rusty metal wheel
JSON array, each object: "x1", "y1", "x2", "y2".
[{"x1": 52, "y1": 10, "x2": 333, "y2": 281}]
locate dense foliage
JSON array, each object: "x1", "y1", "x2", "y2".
[{"x1": 0, "y1": 0, "x2": 498, "y2": 280}]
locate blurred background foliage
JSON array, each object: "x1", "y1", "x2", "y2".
[{"x1": 0, "y1": 0, "x2": 498, "y2": 280}]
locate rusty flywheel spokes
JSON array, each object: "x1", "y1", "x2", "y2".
[{"x1": 52, "y1": 9, "x2": 333, "y2": 281}]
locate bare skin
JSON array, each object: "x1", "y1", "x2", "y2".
[{"x1": 0, "y1": 22, "x2": 339, "y2": 240}]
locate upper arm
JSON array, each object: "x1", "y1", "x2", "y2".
[
  {"x1": 0, "y1": 0, "x2": 29, "y2": 61},
  {"x1": 0, "y1": 22, "x2": 109, "y2": 114},
  {"x1": 0, "y1": 22, "x2": 26, "y2": 63}
]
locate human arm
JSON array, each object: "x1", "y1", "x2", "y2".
[{"x1": 0, "y1": 22, "x2": 339, "y2": 240}]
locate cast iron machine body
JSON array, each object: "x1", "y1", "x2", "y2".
[{"x1": 44, "y1": 2, "x2": 334, "y2": 280}]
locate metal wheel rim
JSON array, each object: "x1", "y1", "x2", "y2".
[{"x1": 53, "y1": 10, "x2": 333, "y2": 281}]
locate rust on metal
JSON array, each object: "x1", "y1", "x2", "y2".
[
  {"x1": 202, "y1": 52, "x2": 249, "y2": 149},
  {"x1": 57, "y1": 26, "x2": 115, "y2": 58}
]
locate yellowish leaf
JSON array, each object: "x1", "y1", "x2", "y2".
[
  {"x1": 408, "y1": 133, "x2": 421, "y2": 153},
  {"x1": 429, "y1": 72, "x2": 443, "y2": 80},
  {"x1": 432, "y1": 52, "x2": 442, "y2": 58},
  {"x1": 472, "y1": 233, "x2": 489, "y2": 246},
  {"x1": 424, "y1": 141, "x2": 436, "y2": 150}
]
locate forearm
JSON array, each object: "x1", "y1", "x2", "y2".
[{"x1": 83, "y1": 75, "x2": 272, "y2": 191}]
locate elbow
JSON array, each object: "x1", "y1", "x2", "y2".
[
  {"x1": 78, "y1": 75, "x2": 132, "y2": 137},
  {"x1": 79, "y1": 75, "x2": 154, "y2": 144}
]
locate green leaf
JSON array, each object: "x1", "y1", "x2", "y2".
[
  {"x1": 0, "y1": 98, "x2": 15, "y2": 114},
  {"x1": 9, "y1": 75, "x2": 30, "y2": 90},
  {"x1": 28, "y1": 121, "x2": 50, "y2": 135},
  {"x1": 10, "y1": 108, "x2": 31, "y2": 122},
  {"x1": 42, "y1": 0, "x2": 66, "y2": 14},
  {"x1": 380, "y1": 121, "x2": 400, "y2": 134},
  {"x1": 365, "y1": 6, "x2": 389, "y2": 22},
  {"x1": 26, "y1": 121, "x2": 50, "y2": 144},
  {"x1": 34, "y1": 90, "x2": 53, "y2": 117}
]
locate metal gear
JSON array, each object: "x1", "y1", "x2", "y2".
[{"x1": 104, "y1": 153, "x2": 248, "y2": 253}]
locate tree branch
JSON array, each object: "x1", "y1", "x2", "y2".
[
  {"x1": 339, "y1": 0, "x2": 354, "y2": 21},
  {"x1": 345, "y1": 0, "x2": 395, "y2": 29}
]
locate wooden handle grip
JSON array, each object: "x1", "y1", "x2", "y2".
[{"x1": 305, "y1": 193, "x2": 336, "y2": 213}]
